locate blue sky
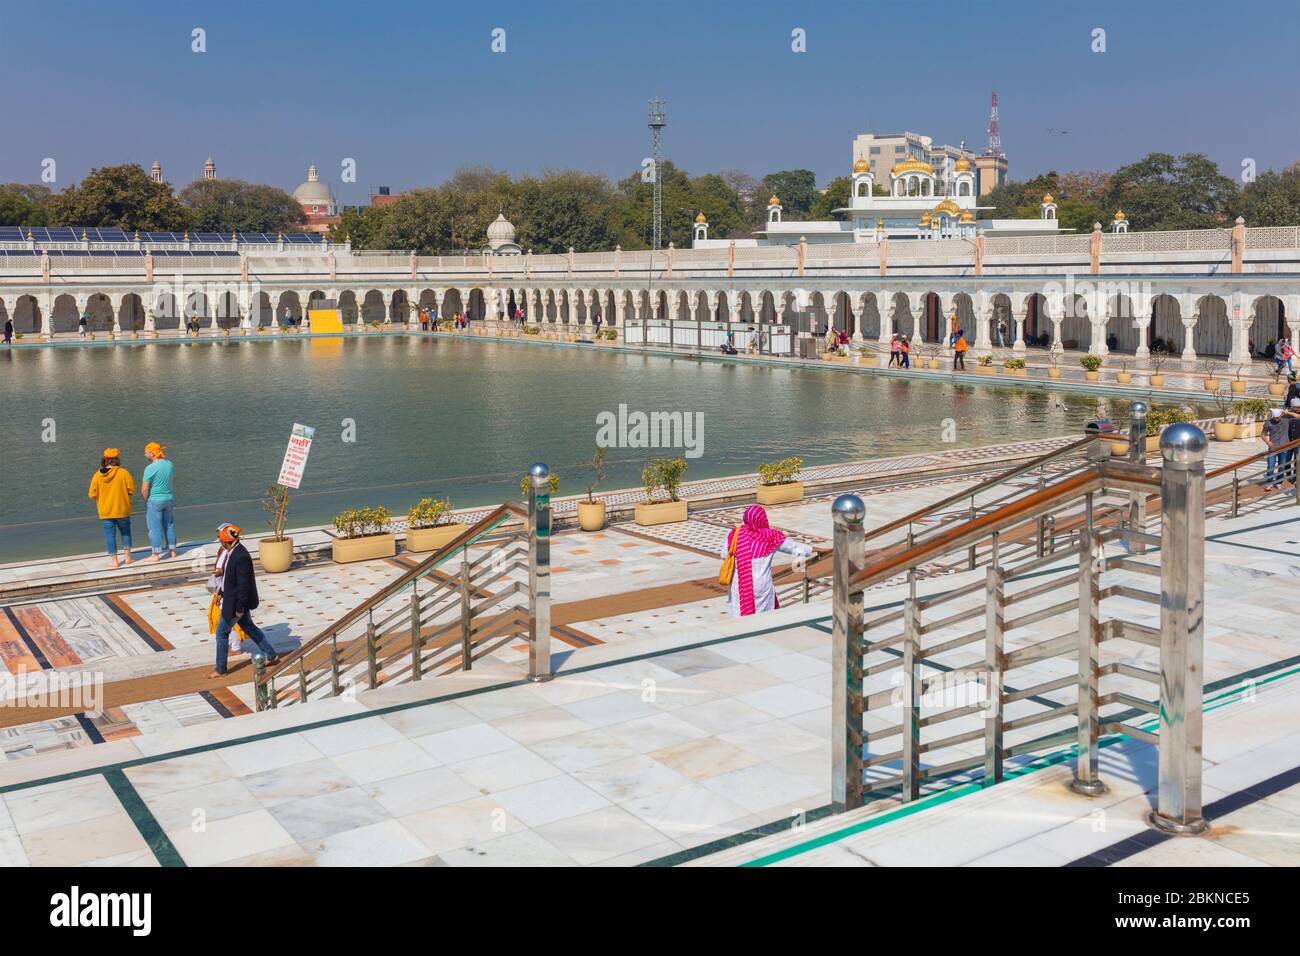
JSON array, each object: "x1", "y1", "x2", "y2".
[{"x1": 1, "y1": 0, "x2": 1296, "y2": 204}]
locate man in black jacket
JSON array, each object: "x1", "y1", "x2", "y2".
[{"x1": 208, "y1": 523, "x2": 280, "y2": 677}]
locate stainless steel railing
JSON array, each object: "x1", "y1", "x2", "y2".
[
  {"x1": 829, "y1": 425, "x2": 1210, "y2": 836},
  {"x1": 253, "y1": 463, "x2": 554, "y2": 710}
]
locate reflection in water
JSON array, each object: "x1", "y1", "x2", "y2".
[{"x1": 1, "y1": 337, "x2": 1126, "y2": 560}]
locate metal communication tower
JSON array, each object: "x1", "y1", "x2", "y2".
[
  {"x1": 985, "y1": 90, "x2": 1005, "y2": 159},
  {"x1": 648, "y1": 97, "x2": 666, "y2": 249}
]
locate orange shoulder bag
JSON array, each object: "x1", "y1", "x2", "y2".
[{"x1": 718, "y1": 527, "x2": 739, "y2": 586}]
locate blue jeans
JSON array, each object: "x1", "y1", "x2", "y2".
[
  {"x1": 146, "y1": 500, "x2": 177, "y2": 554},
  {"x1": 214, "y1": 610, "x2": 276, "y2": 674},
  {"x1": 101, "y1": 517, "x2": 132, "y2": 555}
]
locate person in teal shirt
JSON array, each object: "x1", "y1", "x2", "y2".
[{"x1": 141, "y1": 442, "x2": 177, "y2": 561}]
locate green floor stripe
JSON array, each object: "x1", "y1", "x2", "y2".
[{"x1": 103, "y1": 769, "x2": 186, "y2": 868}]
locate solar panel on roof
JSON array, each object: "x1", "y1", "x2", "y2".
[{"x1": 196, "y1": 232, "x2": 223, "y2": 241}]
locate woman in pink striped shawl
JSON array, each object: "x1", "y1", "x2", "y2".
[{"x1": 720, "y1": 505, "x2": 814, "y2": 618}]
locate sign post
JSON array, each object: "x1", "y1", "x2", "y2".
[{"x1": 277, "y1": 423, "x2": 315, "y2": 490}]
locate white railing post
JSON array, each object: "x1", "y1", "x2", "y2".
[
  {"x1": 831, "y1": 494, "x2": 866, "y2": 813},
  {"x1": 527, "y1": 462, "x2": 553, "y2": 682},
  {"x1": 1150, "y1": 424, "x2": 1208, "y2": 835}
]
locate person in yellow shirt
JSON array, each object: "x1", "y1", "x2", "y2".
[{"x1": 88, "y1": 447, "x2": 136, "y2": 568}]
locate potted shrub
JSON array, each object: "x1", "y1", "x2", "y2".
[
  {"x1": 1148, "y1": 345, "x2": 1168, "y2": 387},
  {"x1": 1230, "y1": 364, "x2": 1248, "y2": 395},
  {"x1": 523, "y1": 324, "x2": 541, "y2": 336},
  {"x1": 332, "y1": 506, "x2": 396, "y2": 563},
  {"x1": 406, "y1": 498, "x2": 464, "y2": 552},
  {"x1": 1231, "y1": 398, "x2": 1269, "y2": 439},
  {"x1": 756, "y1": 455, "x2": 804, "y2": 505},
  {"x1": 1201, "y1": 359, "x2": 1223, "y2": 393},
  {"x1": 1209, "y1": 389, "x2": 1236, "y2": 442},
  {"x1": 1003, "y1": 357, "x2": 1027, "y2": 378},
  {"x1": 1046, "y1": 351, "x2": 1062, "y2": 379},
  {"x1": 1080, "y1": 354, "x2": 1103, "y2": 382},
  {"x1": 975, "y1": 354, "x2": 996, "y2": 375},
  {"x1": 259, "y1": 483, "x2": 294, "y2": 573},
  {"x1": 1268, "y1": 367, "x2": 1288, "y2": 399},
  {"x1": 635, "y1": 458, "x2": 689, "y2": 526},
  {"x1": 1115, "y1": 358, "x2": 1133, "y2": 385},
  {"x1": 576, "y1": 448, "x2": 608, "y2": 531}
]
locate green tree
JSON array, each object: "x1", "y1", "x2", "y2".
[
  {"x1": 46, "y1": 163, "x2": 190, "y2": 230},
  {"x1": 686, "y1": 173, "x2": 745, "y2": 238},
  {"x1": 760, "y1": 169, "x2": 817, "y2": 217},
  {"x1": 177, "y1": 179, "x2": 306, "y2": 233},
  {"x1": 613, "y1": 159, "x2": 694, "y2": 249},
  {"x1": 514, "y1": 170, "x2": 620, "y2": 253},
  {"x1": 0, "y1": 184, "x2": 51, "y2": 226},
  {"x1": 369, "y1": 189, "x2": 454, "y2": 252},
  {"x1": 1237, "y1": 162, "x2": 1300, "y2": 226},
  {"x1": 1104, "y1": 153, "x2": 1238, "y2": 230},
  {"x1": 810, "y1": 176, "x2": 851, "y2": 220}
]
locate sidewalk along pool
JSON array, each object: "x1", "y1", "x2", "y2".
[{"x1": 1, "y1": 335, "x2": 1137, "y2": 561}]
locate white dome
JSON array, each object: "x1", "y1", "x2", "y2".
[
  {"x1": 292, "y1": 163, "x2": 335, "y2": 209},
  {"x1": 486, "y1": 213, "x2": 516, "y2": 247}
]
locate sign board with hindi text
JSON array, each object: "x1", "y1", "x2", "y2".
[{"x1": 277, "y1": 423, "x2": 316, "y2": 489}]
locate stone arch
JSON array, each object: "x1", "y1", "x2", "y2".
[
  {"x1": 274, "y1": 291, "x2": 302, "y2": 327},
  {"x1": 923, "y1": 292, "x2": 944, "y2": 342},
  {"x1": 212, "y1": 290, "x2": 241, "y2": 330},
  {"x1": 990, "y1": 293, "x2": 1013, "y2": 347},
  {"x1": 6, "y1": 294, "x2": 41, "y2": 335},
  {"x1": 357, "y1": 290, "x2": 384, "y2": 324},
  {"x1": 1249, "y1": 294, "x2": 1287, "y2": 357},
  {"x1": 831, "y1": 292, "x2": 853, "y2": 335},
  {"x1": 1022, "y1": 292, "x2": 1049, "y2": 347},
  {"x1": 890, "y1": 293, "x2": 916, "y2": 339},
  {"x1": 86, "y1": 293, "x2": 116, "y2": 332},
  {"x1": 1150, "y1": 294, "x2": 1183, "y2": 355},
  {"x1": 51, "y1": 294, "x2": 80, "y2": 333},
  {"x1": 858, "y1": 293, "x2": 881, "y2": 340},
  {"x1": 1192, "y1": 295, "x2": 1230, "y2": 357},
  {"x1": 1061, "y1": 293, "x2": 1090, "y2": 350},
  {"x1": 389, "y1": 289, "x2": 411, "y2": 323},
  {"x1": 466, "y1": 289, "x2": 486, "y2": 322},
  {"x1": 440, "y1": 288, "x2": 465, "y2": 321},
  {"x1": 152, "y1": 291, "x2": 180, "y2": 332},
  {"x1": 951, "y1": 293, "x2": 975, "y2": 341},
  {"x1": 1105, "y1": 294, "x2": 1138, "y2": 353}
]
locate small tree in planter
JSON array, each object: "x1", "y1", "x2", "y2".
[
  {"x1": 1268, "y1": 366, "x2": 1289, "y2": 398},
  {"x1": 976, "y1": 354, "x2": 995, "y2": 373},
  {"x1": 1208, "y1": 387, "x2": 1237, "y2": 442},
  {"x1": 1199, "y1": 359, "x2": 1224, "y2": 392},
  {"x1": 406, "y1": 497, "x2": 466, "y2": 552},
  {"x1": 1003, "y1": 356, "x2": 1027, "y2": 377},
  {"x1": 259, "y1": 484, "x2": 294, "y2": 573},
  {"x1": 1230, "y1": 364, "x2": 1249, "y2": 394},
  {"x1": 332, "y1": 506, "x2": 396, "y2": 563},
  {"x1": 756, "y1": 456, "x2": 804, "y2": 505},
  {"x1": 1231, "y1": 398, "x2": 1269, "y2": 438},
  {"x1": 1115, "y1": 357, "x2": 1133, "y2": 384},
  {"x1": 1046, "y1": 350, "x2": 1062, "y2": 379},
  {"x1": 1080, "y1": 354, "x2": 1103, "y2": 381},
  {"x1": 1148, "y1": 344, "x2": 1169, "y2": 386},
  {"x1": 636, "y1": 458, "x2": 689, "y2": 526},
  {"x1": 577, "y1": 448, "x2": 608, "y2": 531}
]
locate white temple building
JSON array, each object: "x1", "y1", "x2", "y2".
[{"x1": 694, "y1": 141, "x2": 1063, "y2": 249}]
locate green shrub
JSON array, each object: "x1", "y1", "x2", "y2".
[
  {"x1": 1146, "y1": 406, "x2": 1195, "y2": 430},
  {"x1": 1232, "y1": 398, "x2": 1270, "y2": 421},
  {"x1": 407, "y1": 498, "x2": 452, "y2": 530},
  {"x1": 333, "y1": 506, "x2": 393, "y2": 539},
  {"x1": 642, "y1": 458, "x2": 689, "y2": 503},
  {"x1": 597, "y1": 328, "x2": 617, "y2": 341},
  {"x1": 1003, "y1": 358, "x2": 1026, "y2": 370},
  {"x1": 523, "y1": 325, "x2": 542, "y2": 335},
  {"x1": 1079, "y1": 354, "x2": 1103, "y2": 372},
  {"x1": 977, "y1": 354, "x2": 993, "y2": 367},
  {"x1": 758, "y1": 456, "x2": 803, "y2": 486}
]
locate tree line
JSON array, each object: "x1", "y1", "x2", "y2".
[{"x1": 0, "y1": 152, "x2": 1296, "y2": 250}]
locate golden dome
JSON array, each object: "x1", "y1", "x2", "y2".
[
  {"x1": 920, "y1": 213, "x2": 932, "y2": 225},
  {"x1": 1042, "y1": 193, "x2": 1054, "y2": 204},
  {"x1": 954, "y1": 156, "x2": 971, "y2": 172},
  {"x1": 960, "y1": 210, "x2": 975, "y2": 222},
  {"x1": 853, "y1": 157, "x2": 871, "y2": 174},
  {"x1": 929, "y1": 198, "x2": 963, "y2": 218},
  {"x1": 81, "y1": 229, "x2": 88, "y2": 240},
  {"x1": 694, "y1": 211, "x2": 707, "y2": 224},
  {"x1": 1114, "y1": 210, "x2": 1126, "y2": 221},
  {"x1": 891, "y1": 158, "x2": 934, "y2": 177},
  {"x1": 768, "y1": 194, "x2": 781, "y2": 206}
]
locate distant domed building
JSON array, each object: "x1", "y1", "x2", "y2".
[
  {"x1": 484, "y1": 212, "x2": 522, "y2": 255},
  {"x1": 293, "y1": 163, "x2": 339, "y2": 234}
]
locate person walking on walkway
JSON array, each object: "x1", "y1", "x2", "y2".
[
  {"x1": 1262, "y1": 408, "x2": 1291, "y2": 487},
  {"x1": 141, "y1": 442, "x2": 178, "y2": 562},
  {"x1": 3, "y1": 317, "x2": 12, "y2": 344},
  {"x1": 996, "y1": 319, "x2": 1007, "y2": 348},
  {"x1": 208, "y1": 523, "x2": 280, "y2": 677},
  {"x1": 78, "y1": 311, "x2": 89, "y2": 339},
  {"x1": 953, "y1": 329, "x2": 968, "y2": 370},
  {"x1": 900, "y1": 335, "x2": 911, "y2": 369},
  {"x1": 888, "y1": 333, "x2": 901, "y2": 367},
  {"x1": 88, "y1": 448, "x2": 135, "y2": 568},
  {"x1": 1285, "y1": 398, "x2": 1300, "y2": 491},
  {"x1": 719, "y1": 505, "x2": 814, "y2": 618}
]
